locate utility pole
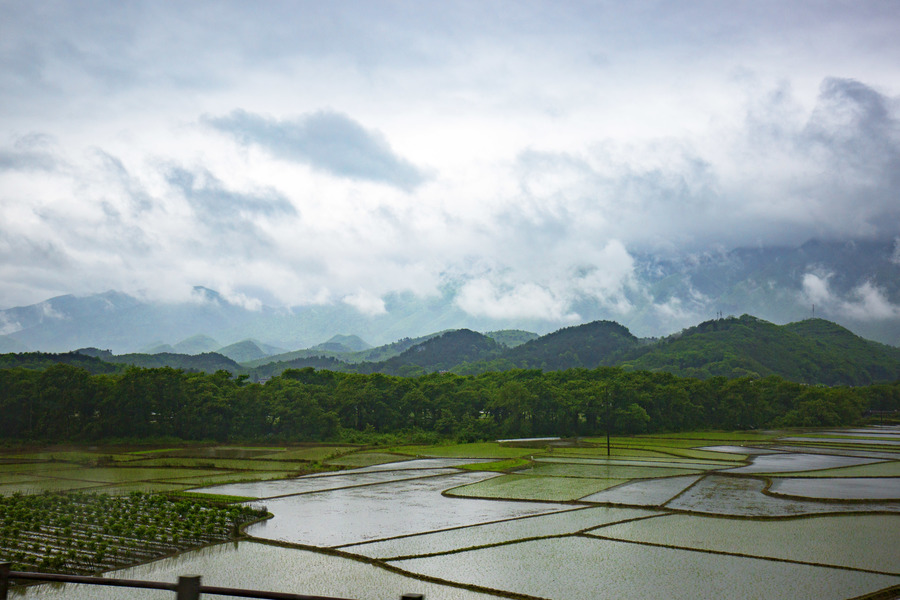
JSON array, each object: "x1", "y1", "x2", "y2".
[{"x1": 606, "y1": 388, "x2": 611, "y2": 457}]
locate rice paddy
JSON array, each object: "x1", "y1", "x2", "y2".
[{"x1": 8, "y1": 427, "x2": 900, "y2": 600}]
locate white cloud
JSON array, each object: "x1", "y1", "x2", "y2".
[
  {"x1": 801, "y1": 272, "x2": 900, "y2": 321},
  {"x1": 455, "y1": 279, "x2": 578, "y2": 321},
  {"x1": 0, "y1": 314, "x2": 22, "y2": 335},
  {"x1": 342, "y1": 291, "x2": 387, "y2": 316},
  {"x1": 2, "y1": 1, "x2": 900, "y2": 329}
]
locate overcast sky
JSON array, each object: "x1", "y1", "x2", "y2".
[{"x1": 1, "y1": 0, "x2": 899, "y2": 321}]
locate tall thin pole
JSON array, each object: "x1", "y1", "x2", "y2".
[{"x1": 606, "y1": 389, "x2": 611, "y2": 457}]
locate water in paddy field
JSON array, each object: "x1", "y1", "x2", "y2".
[{"x1": 15, "y1": 430, "x2": 900, "y2": 600}]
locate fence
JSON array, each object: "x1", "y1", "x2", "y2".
[{"x1": 1, "y1": 564, "x2": 424, "y2": 600}]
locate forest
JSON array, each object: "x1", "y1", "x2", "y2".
[{"x1": 2, "y1": 363, "x2": 898, "y2": 444}]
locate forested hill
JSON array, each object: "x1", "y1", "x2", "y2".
[
  {"x1": 76, "y1": 349, "x2": 243, "y2": 374},
  {"x1": 359, "y1": 329, "x2": 504, "y2": 376},
  {"x1": 618, "y1": 315, "x2": 900, "y2": 385},
  {"x1": 504, "y1": 320, "x2": 640, "y2": 370},
  {"x1": 252, "y1": 320, "x2": 641, "y2": 378},
  {"x1": 3, "y1": 315, "x2": 900, "y2": 386}
]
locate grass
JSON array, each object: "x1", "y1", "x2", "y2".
[
  {"x1": 754, "y1": 460, "x2": 900, "y2": 478},
  {"x1": 0, "y1": 444, "x2": 363, "y2": 496},
  {"x1": 446, "y1": 474, "x2": 626, "y2": 501},
  {"x1": 325, "y1": 452, "x2": 412, "y2": 467},
  {"x1": 388, "y1": 442, "x2": 536, "y2": 459},
  {"x1": 457, "y1": 458, "x2": 531, "y2": 472}
]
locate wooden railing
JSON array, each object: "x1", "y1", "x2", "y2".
[{"x1": 0, "y1": 563, "x2": 424, "y2": 600}]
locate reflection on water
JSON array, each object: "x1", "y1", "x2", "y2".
[
  {"x1": 666, "y1": 474, "x2": 900, "y2": 516},
  {"x1": 769, "y1": 477, "x2": 900, "y2": 500},
  {"x1": 14, "y1": 432, "x2": 900, "y2": 600},
  {"x1": 19, "y1": 541, "x2": 506, "y2": 600},
  {"x1": 725, "y1": 452, "x2": 882, "y2": 474},
  {"x1": 391, "y1": 536, "x2": 900, "y2": 600},
  {"x1": 245, "y1": 471, "x2": 567, "y2": 546}
]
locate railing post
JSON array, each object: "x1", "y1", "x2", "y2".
[
  {"x1": 0, "y1": 563, "x2": 10, "y2": 600},
  {"x1": 400, "y1": 594, "x2": 424, "y2": 599},
  {"x1": 176, "y1": 575, "x2": 201, "y2": 600}
]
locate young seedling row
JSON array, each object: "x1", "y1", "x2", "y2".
[{"x1": 0, "y1": 490, "x2": 267, "y2": 574}]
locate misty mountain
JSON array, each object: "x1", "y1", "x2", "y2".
[
  {"x1": 1, "y1": 239, "x2": 898, "y2": 353},
  {"x1": 484, "y1": 330, "x2": 540, "y2": 348},
  {"x1": 216, "y1": 340, "x2": 269, "y2": 363},
  {"x1": 99, "y1": 351, "x2": 244, "y2": 373},
  {"x1": 0, "y1": 335, "x2": 29, "y2": 353},
  {"x1": 627, "y1": 238, "x2": 900, "y2": 345},
  {"x1": 8, "y1": 314, "x2": 900, "y2": 386},
  {"x1": 173, "y1": 334, "x2": 221, "y2": 355},
  {"x1": 309, "y1": 334, "x2": 372, "y2": 353}
]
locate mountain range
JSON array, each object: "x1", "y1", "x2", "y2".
[
  {"x1": 1, "y1": 238, "x2": 899, "y2": 355},
  {"x1": 5, "y1": 315, "x2": 900, "y2": 387}
]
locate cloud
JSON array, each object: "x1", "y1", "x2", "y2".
[
  {"x1": 455, "y1": 279, "x2": 578, "y2": 321},
  {"x1": 342, "y1": 290, "x2": 387, "y2": 316},
  {"x1": 801, "y1": 272, "x2": 900, "y2": 321},
  {"x1": 166, "y1": 166, "x2": 296, "y2": 219},
  {"x1": 0, "y1": 313, "x2": 22, "y2": 335},
  {"x1": 204, "y1": 109, "x2": 430, "y2": 191},
  {"x1": 0, "y1": 133, "x2": 60, "y2": 171}
]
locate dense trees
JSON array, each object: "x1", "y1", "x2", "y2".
[{"x1": 1, "y1": 364, "x2": 897, "y2": 443}]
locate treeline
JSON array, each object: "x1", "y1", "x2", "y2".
[{"x1": 1, "y1": 364, "x2": 898, "y2": 443}]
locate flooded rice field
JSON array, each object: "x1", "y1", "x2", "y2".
[
  {"x1": 392, "y1": 536, "x2": 898, "y2": 600},
  {"x1": 242, "y1": 471, "x2": 567, "y2": 546},
  {"x1": 17, "y1": 426, "x2": 900, "y2": 600},
  {"x1": 768, "y1": 476, "x2": 900, "y2": 500}
]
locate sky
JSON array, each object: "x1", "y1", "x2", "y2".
[{"x1": 1, "y1": 0, "x2": 899, "y2": 323}]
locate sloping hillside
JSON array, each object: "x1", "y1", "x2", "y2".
[{"x1": 619, "y1": 315, "x2": 900, "y2": 384}]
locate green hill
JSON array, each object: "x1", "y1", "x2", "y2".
[
  {"x1": 7, "y1": 315, "x2": 900, "y2": 386},
  {"x1": 619, "y1": 315, "x2": 900, "y2": 385},
  {"x1": 103, "y1": 352, "x2": 244, "y2": 374},
  {"x1": 1, "y1": 351, "x2": 122, "y2": 374},
  {"x1": 365, "y1": 329, "x2": 503, "y2": 376},
  {"x1": 503, "y1": 320, "x2": 641, "y2": 370}
]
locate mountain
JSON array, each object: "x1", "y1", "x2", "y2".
[
  {"x1": 7, "y1": 315, "x2": 900, "y2": 385},
  {"x1": 173, "y1": 334, "x2": 221, "y2": 355},
  {"x1": 243, "y1": 331, "x2": 445, "y2": 370},
  {"x1": 1, "y1": 238, "x2": 898, "y2": 354},
  {"x1": 502, "y1": 320, "x2": 641, "y2": 370},
  {"x1": 366, "y1": 329, "x2": 503, "y2": 376},
  {"x1": 0, "y1": 351, "x2": 122, "y2": 374},
  {"x1": 485, "y1": 330, "x2": 539, "y2": 348},
  {"x1": 628, "y1": 238, "x2": 900, "y2": 346},
  {"x1": 102, "y1": 352, "x2": 244, "y2": 374},
  {"x1": 214, "y1": 339, "x2": 284, "y2": 363},
  {"x1": 618, "y1": 315, "x2": 900, "y2": 385},
  {"x1": 309, "y1": 334, "x2": 372, "y2": 353},
  {"x1": 142, "y1": 343, "x2": 176, "y2": 354},
  {"x1": 217, "y1": 340, "x2": 268, "y2": 363},
  {"x1": 0, "y1": 335, "x2": 29, "y2": 353}
]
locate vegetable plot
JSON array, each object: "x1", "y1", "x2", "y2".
[{"x1": 0, "y1": 491, "x2": 267, "y2": 574}]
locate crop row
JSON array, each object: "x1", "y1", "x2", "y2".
[{"x1": 0, "y1": 490, "x2": 267, "y2": 574}]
